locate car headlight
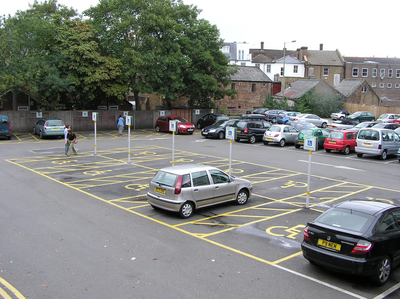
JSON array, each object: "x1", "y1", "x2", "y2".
[{"x1": 209, "y1": 129, "x2": 216, "y2": 132}]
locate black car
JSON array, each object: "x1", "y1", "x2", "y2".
[
  {"x1": 235, "y1": 120, "x2": 271, "y2": 143},
  {"x1": 302, "y1": 200, "x2": 400, "y2": 285},
  {"x1": 201, "y1": 119, "x2": 239, "y2": 139},
  {"x1": 250, "y1": 108, "x2": 269, "y2": 115},
  {"x1": 265, "y1": 110, "x2": 286, "y2": 123},
  {"x1": 196, "y1": 113, "x2": 229, "y2": 129},
  {"x1": 372, "y1": 123, "x2": 400, "y2": 130}
]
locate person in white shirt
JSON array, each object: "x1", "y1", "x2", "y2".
[{"x1": 64, "y1": 125, "x2": 70, "y2": 155}]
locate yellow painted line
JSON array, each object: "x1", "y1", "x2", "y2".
[
  {"x1": 127, "y1": 204, "x2": 149, "y2": 209},
  {"x1": 0, "y1": 277, "x2": 26, "y2": 299},
  {"x1": 270, "y1": 251, "x2": 303, "y2": 265}
]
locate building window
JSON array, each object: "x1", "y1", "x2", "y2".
[
  {"x1": 380, "y1": 68, "x2": 385, "y2": 78},
  {"x1": 252, "y1": 84, "x2": 256, "y2": 92},
  {"x1": 362, "y1": 68, "x2": 368, "y2": 77},
  {"x1": 352, "y1": 68, "x2": 359, "y2": 77},
  {"x1": 266, "y1": 65, "x2": 271, "y2": 73},
  {"x1": 323, "y1": 68, "x2": 329, "y2": 76},
  {"x1": 309, "y1": 67, "x2": 315, "y2": 76},
  {"x1": 372, "y1": 82, "x2": 377, "y2": 87},
  {"x1": 397, "y1": 69, "x2": 400, "y2": 78},
  {"x1": 361, "y1": 86, "x2": 368, "y2": 93},
  {"x1": 280, "y1": 67, "x2": 284, "y2": 76},
  {"x1": 395, "y1": 83, "x2": 400, "y2": 88},
  {"x1": 255, "y1": 63, "x2": 260, "y2": 68},
  {"x1": 241, "y1": 62, "x2": 246, "y2": 66},
  {"x1": 221, "y1": 45, "x2": 230, "y2": 52},
  {"x1": 379, "y1": 83, "x2": 384, "y2": 88},
  {"x1": 387, "y1": 83, "x2": 392, "y2": 88},
  {"x1": 231, "y1": 83, "x2": 235, "y2": 90},
  {"x1": 388, "y1": 69, "x2": 393, "y2": 78},
  {"x1": 372, "y1": 68, "x2": 378, "y2": 77},
  {"x1": 293, "y1": 65, "x2": 298, "y2": 73}
]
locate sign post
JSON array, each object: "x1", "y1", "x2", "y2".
[
  {"x1": 303, "y1": 136, "x2": 317, "y2": 208},
  {"x1": 169, "y1": 120, "x2": 177, "y2": 166},
  {"x1": 225, "y1": 127, "x2": 237, "y2": 175},
  {"x1": 92, "y1": 112, "x2": 99, "y2": 155},
  {"x1": 126, "y1": 116, "x2": 133, "y2": 163}
]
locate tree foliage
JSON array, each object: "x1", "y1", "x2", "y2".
[{"x1": 294, "y1": 87, "x2": 342, "y2": 117}]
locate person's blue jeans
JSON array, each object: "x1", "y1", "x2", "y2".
[{"x1": 65, "y1": 141, "x2": 70, "y2": 155}]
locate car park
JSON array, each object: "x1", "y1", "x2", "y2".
[
  {"x1": 294, "y1": 128, "x2": 329, "y2": 149},
  {"x1": 355, "y1": 128, "x2": 400, "y2": 160},
  {"x1": 32, "y1": 118, "x2": 65, "y2": 139},
  {"x1": 393, "y1": 116, "x2": 400, "y2": 124},
  {"x1": 290, "y1": 114, "x2": 327, "y2": 128},
  {"x1": 235, "y1": 119, "x2": 271, "y2": 143},
  {"x1": 326, "y1": 119, "x2": 358, "y2": 131},
  {"x1": 155, "y1": 116, "x2": 195, "y2": 134},
  {"x1": 302, "y1": 200, "x2": 400, "y2": 286},
  {"x1": 265, "y1": 110, "x2": 286, "y2": 123},
  {"x1": 372, "y1": 123, "x2": 400, "y2": 130},
  {"x1": 0, "y1": 115, "x2": 12, "y2": 140},
  {"x1": 324, "y1": 129, "x2": 357, "y2": 155},
  {"x1": 330, "y1": 110, "x2": 350, "y2": 120},
  {"x1": 196, "y1": 113, "x2": 229, "y2": 129},
  {"x1": 347, "y1": 121, "x2": 378, "y2": 133},
  {"x1": 147, "y1": 164, "x2": 253, "y2": 218},
  {"x1": 262, "y1": 124, "x2": 298, "y2": 147},
  {"x1": 277, "y1": 111, "x2": 301, "y2": 124},
  {"x1": 347, "y1": 111, "x2": 375, "y2": 123},
  {"x1": 201, "y1": 119, "x2": 239, "y2": 139},
  {"x1": 287, "y1": 121, "x2": 317, "y2": 131},
  {"x1": 240, "y1": 114, "x2": 268, "y2": 121},
  {"x1": 249, "y1": 107, "x2": 269, "y2": 115},
  {"x1": 377, "y1": 113, "x2": 400, "y2": 123}
]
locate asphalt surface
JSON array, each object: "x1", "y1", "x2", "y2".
[{"x1": 1, "y1": 129, "x2": 400, "y2": 299}]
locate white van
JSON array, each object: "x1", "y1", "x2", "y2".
[{"x1": 355, "y1": 128, "x2": 400, "y2": 160}]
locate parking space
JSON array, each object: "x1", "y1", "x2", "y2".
[{"x1": 5, "y1": 143, "x2": 400, "y2": 298}]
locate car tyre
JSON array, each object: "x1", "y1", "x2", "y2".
[
  {"x1": 179, "y1": 202, "x2": 194, "y2": 218},
  {"x1": 343, "y1": 146, "x2": 350, "y2": 155},
  {"x1": 197, "y1": 123, "x2": 201, "y2": 129},
  {"x1": 321, "y1": 122, "x2": 327, "y2": 128},
  {"x1": 325, "y1": 149, "x2": 331, "y2": 153},
  {"x1": 263, "y1": 141, "x2": 269, "y2": 145},
  {"x1": 295, "y1": 144, "x2": 300, "y2": 149},
  {"x1": 339, "y1": 116, "x2": 344, "y2": 119},
  {"x1": 272, "y1": 118, "x2": 277, "y2": 124},
  {"x1": 235, "y1": 138, "x2": 240, "y2": 142},
  {"x1": 39, "y1": 131, "x2": 43, "y2": 139},
  {"x1": 236, "y1": 189, "x2": 248, "y2": 205},
  {"x1": 155, "y1": 125, "x2": 160, "y2": 132},
  {"x1": 357, "y1": 153, "x2": 363, "y2": 158},
  {"x1": 380, "y1": 150, "x2": 387, "y2": 160},
  {"x1": 218, "y1": 131, "x2": 224, "y2": 139},
  {"x1": 249, "y1": 135, "x2": 256, "y2": 144},
  {"x1": 279, "y1": 139, "x2": 286, "y2": 147},
  {"x1": 32, "y1": 127, "x2": 36, "y2": 135},
  {"x1": 371, "y1": 256, "x2": 391, "y2": 286}
]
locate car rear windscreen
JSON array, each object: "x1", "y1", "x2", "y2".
[
  {"x1": 47, "y1": 120, "x2": 64, "y2": 126},
  {"x1": 358, "y1": 130, "x2": 380, "y2": 141},
  {"x1": 152, "y1": 171, "x2": 178, "y2": 187}
]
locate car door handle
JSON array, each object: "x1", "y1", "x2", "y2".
[
  {"x1": 215, "y1": 186, "x2": 219, "y2": 189},
  {"x1": 194, "y1": 189, "x2": 199, "y2": 192}
]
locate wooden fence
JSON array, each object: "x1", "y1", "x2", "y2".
[{"x1": 343, "y1": 103, "x2": 400, "y2": 116}]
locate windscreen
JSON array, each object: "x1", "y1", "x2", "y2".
[
  {"x1": 47, "y1": 120, "x2": 64, "y2": 126},
  {"x1": 152, "y1": 171, "x2": 178, "y2": 187},
  {"x1": 175, "y1": 117, "x2": 188, "y2": 123},
  {"x1": 329, "y1": 131, "x2": 344, "y2": 139}
]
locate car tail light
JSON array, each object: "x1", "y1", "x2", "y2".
[
  {"x1": 175, "y1": 175, "x2": 183, "y2": 195},
  {"x1": 244, "y1": 128, "x2": 248, "y2": 134},
  {"x1": 378, "y1": 145, "x2": 382, "y2": 149},
  {"x1": 295, "y1": 136, "x2": 298, "y2": 140},
  {"x1": 9, "y1": 121, "x2": 11, "y2": 132},
  {"x1": 282, "y1": 114, "x2": 286, "y2": 118},
  {"x1": 274, "y1": 134, "x2": 279, "y2": 137},
  {"x1": 44, "y1": 121, "x2": 48, "y2": 131},
  {"x1": 337, "y1": 140, "x2": 344, "y2": 145},
  {"x1": 351, "y1": 240, "x2": 373, "y2": 254},
  {"x1": 303, "y1": 227, "x2": 310, "y2": 241},
  {"x1": 265, "y1": 114, "x2": 269, "y2": 117}
]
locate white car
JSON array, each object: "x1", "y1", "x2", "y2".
[
  {"x1": 262, "y1": 125, "x2": 298, "y2": 147},
  {"x1": 330, "y1": 110, "x2": 350, "y2": 120},
  {"x1": 289, "y1": 114, "x2": 327, "y2": 128}
]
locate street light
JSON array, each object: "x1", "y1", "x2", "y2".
[{"x1": 282, "y1": 40, "x2": 296, "y2": 94}]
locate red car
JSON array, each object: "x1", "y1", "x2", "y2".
[
  {"x1": 155, "y1": 116, "x2": 195, "y2": 134},
  {"x1": 324, "y1": 129, "x2": 357, "y2": 155}
]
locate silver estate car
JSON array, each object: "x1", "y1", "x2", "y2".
[
  {"x1": 262, "y1": 124, "x2": 298, "y2": 147},
  {"x1": 147, "y1": 164, "x2": 253, "y2": 218},
  {"x1": 355, "y1": 128, "x2": 400, "y2": 160}
]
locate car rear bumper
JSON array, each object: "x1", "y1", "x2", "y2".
[
  {"x1": 147, "y1": 192, "x2": 183, "y2": 212},
  {"x1": 324, "y1": 143, "x2": 345, "y2": 151},
  {"x1": 202, "y1": 131, "x2": 218, "y2": 138},
  {"x1": 301, "y1": 242, "x2": 378, "y2": 276},
  {"x1": 0, "y1": 131, "x2": 11, "y2": 137},
  {"x1": 355, "y1": 147, "x2": 382, "y2": 155}
]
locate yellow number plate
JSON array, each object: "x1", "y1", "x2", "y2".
[
  {"x1": 51, "y1": 128, "x2": 59, "y2": 130},
  {"x1": 329, "y1": 141, "x2": 336, "y2": 144},
  {"x1": 318, "y1": 239, "x2": 341, "y2": 251},
  {"x1": 266, "y1": 138, "x2": 273, "y2": 141},
  {"x1": 154, "y1": 187, "x2": 166, "y2": 194},
  {"x1": 298, "y1": 141, "x2": 304, "y2": 145},
  {"x1": 363, "y1": 143, "x2": 372, "y2": 146},
  {"x1": 236, "y1": 130, "x2": 241, "y2": 133}
]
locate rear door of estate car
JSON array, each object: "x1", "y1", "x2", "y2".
[
  {"x1": 209, "y1": 169, "x2": 236, "y2": 203},
  {"x1": 191, "y1": 170, "x2": 214, "y2": 207}
]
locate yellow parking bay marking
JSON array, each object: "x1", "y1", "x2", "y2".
[{"x1": 0, "y1": 277, "x2": 26, "y2": 299}]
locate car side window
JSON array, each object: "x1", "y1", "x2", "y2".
[
  {"x1": 209, "y1": 170, "x2": 230, "y2": 184},
  {"x1": 284, "y1": 127, "x2": 289, "y2": 132},
  {"x1": 181, "y1": 174, "x2": 191, "y2": 188},
  {"x1": 394, "y1": 134, "x2": 400, "y2": 142},
  {"x1": 192, "y1": 171, "x2": 210, "y2": 187},
  {"x1": 254, "y1": 122, "x2": 262, "y2": 129},
  {"x1": 289, "y1": 127, "x2": 297, "y2": 133},
  {"x1": 346, "y1": 133, "x2": 354, "y2": 140},
  {"x1": 378, "y1": 213, "x2": 399, "y2": 232}
]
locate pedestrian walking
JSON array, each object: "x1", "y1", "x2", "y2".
[
  {"x1": 66, "y1": 129, "x2": 78, "y2": 156},
  {"x1": 117, "y1": 115, "x2": 124, "y2": 136},
  {"x1": 64, "y1": 125, "x2": 71, "y2": 155}
]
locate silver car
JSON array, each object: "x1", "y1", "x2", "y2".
[
  {"x1": 289, "y1": 114, "x2": 327, "y2": 128},
  {"x1": 147, "y1": 164, "x2": 253, "y2": 218},
  {"x1": 355, "y1": 128, "x2": 400, "y2": 160},
  {"x1": 262, "y1": 124, "x2": 298, "y2": 147},
  {"x1": 377, "y1": 113, "x2": 400, "y2": 123}
]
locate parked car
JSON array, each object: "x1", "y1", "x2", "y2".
[
  {"x1": 249, "y1": 108, "x2": 269, "y2": 115},
  {"x1": 330, "y1": 110, "x2": 350, "y2": 120},
  {"x1": 287, "y1": 121, "x2": 317, "y2": 131},
  {"x1": 377, "y1": 113, "x2": 400, "y2": 123},
  {"x1": 32, "y1": 118, "x2": 65, "y2": 139},
  {"x1": 347, "y1": 121, "x2": 378, "y2": 133},
  {"x1": 347, "y1": 111, "x2": 375, "y2": 123},
  {"x1": 240, "y1": 114, "x2": 268, "y2": 121},
  {"x1": 302, "y1": 200, "x2": 400, "y2": 286},
  {"x1": 290, "y1": 114, "x2": 328, "y2": 128},
  {"x1": 324, "y1": 129, "x2": 357, "y2": 155},
  {"x1": 196, "y1": 113, "x2": 229, "y2": 129},
  {"x1": 294, "y1": 128, "x2": 330, "y2": 149},
  {"x1": 265, "y1": 110, "x2": 286, "y2": 123},
  {"x1": 277, "y1": 111, "x2": 301, "y2": 124},
  {"x1": 393, "y1": 116, "x2": 400, "y2": 124},
  {"x1": 326, "y1": 119, "x2": 358, "y2": 131},
  {"x1": 262, "y1": 124, "x2": 298, "y2": 147},
  {"x1": 235, "y1": 120, "x2": 271, "y2": 143},
  {"x1": 372, "y1": 123, "x2": 400, "y2": 130},
  {"x1": 397, "y1": 147, "x2": 400, "y2": 162},
  {"x1": 201, "y1": 119, "x2": 239, "y2": 139},
  {"x1": 155, "y1": 116, "x2": 195, "y2": 134},
  {"x1": 355, "y1": 128, "x2": 400, "y2": 160},
  {"x1": 0, "y1": 115, "x2": 11, "y2": 140},
  {"x1": 147, "y1": 164, "x2": 253, "y2": 218}
]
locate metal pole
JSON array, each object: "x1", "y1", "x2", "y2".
[
  {"x1": 229, "y1": 139, "x2": 232, "y2": 175},
  {"x1": 282, "y1": 42, "x2": 286, "y2": 93},
  {"x1": 94, "y1": 121, "x2": 97, "y2": 155},
  {"x1": 306, "y1": 150, "x2": 312, "y2": 208},
  {"x1": 172, "y1": 131, "x2": 175, "y2": 166},
  {"x1": 128, "y1": 125, "x2": 131, "y2": 164}
]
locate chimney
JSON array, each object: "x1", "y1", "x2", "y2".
[
  {"x1": 299, "y1": 46, "x2": 308, "y2": 61},
  {"x1": 320, "y1": 43, "x2": 323, "y2": 51},
  {"x1": 261, "y1": 42, "x2": 264, "y2": 50}
]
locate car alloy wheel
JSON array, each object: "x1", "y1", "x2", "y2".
[
  {"x1": 39, "y1": 131, "x2": 43, "y2": 139},
  {"x1": 218, "y1": 131, "x2": 224, "y2": 139},
  {"x1": 197, "y1": 123, "x2": 201, "y2": 129},
  {"x1": 371, "y1": 256, "x2": 391, "y2": 285},
  {"x1": 179, "y1": 202, "x2": 194, "y2": 218},
  {"x1": 236, "y1": 190, "x2": 248, "y2": 205},
  {"x1": 155, "y1": 125, "x2": 160, "y2": 132},
  {"x1": 343, "y1": 146, "x2": 350, "y2": 155},
  {"x1": 279, "y1": 139, "x2": 286, "y2": 147},
  {"x1": 321, "y1": 122, "x2": 327, "y2": 128},
  {"x1": 380, "y1": 150, "x2": 387, "y2": 160},
  {"x1": 249, "y1": 135, "x2": 256, "y2": 144}
]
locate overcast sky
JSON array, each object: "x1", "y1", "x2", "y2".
[{"x1": 2, "y1": 0, "x2": 399, "y2": 58}]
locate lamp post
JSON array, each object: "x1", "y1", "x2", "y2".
[{"x1": 282, "y1": 40, "x2": 296, "y2": 93}]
